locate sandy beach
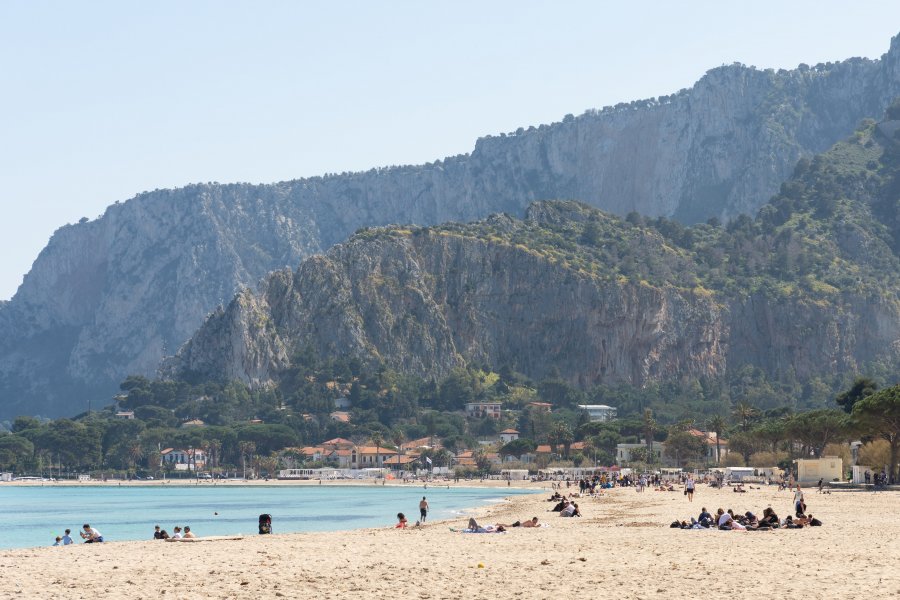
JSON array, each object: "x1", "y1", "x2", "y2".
[{"x1": 2, "y1": 482, "x2": 898, "y2": 599}]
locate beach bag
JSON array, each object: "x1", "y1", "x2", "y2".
[{"x1": 259, "y1": 514, "x2": 272, "y2": 534}]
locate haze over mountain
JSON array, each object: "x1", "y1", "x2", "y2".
[{"x1": 3, "y1": 34, "x2": 900, "y2": 419}]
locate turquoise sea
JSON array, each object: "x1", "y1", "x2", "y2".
[{"x1": 0, "y1": 484, "x2": 530, "y2": 549}]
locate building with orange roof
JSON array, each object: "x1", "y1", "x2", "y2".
[{"x1": 499, "y1": 429, "x2": 520, "y2": 443}]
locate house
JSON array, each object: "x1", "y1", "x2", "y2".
[
  {"x1": 329, "y1": 448, "x2": 356, "y2": 468},
  {"x1": 160, "y1": 448, "x2": 207, "y2": 471},
  {"x1": 181, "y1": 419, "x2": 205, "y2": 428},
  {"x1": 330, "y1": 411, "x2": 351, "y2": 423},
  {"x1": 115, "y1": 411, "x2": 135, "y2": 420},
  {"x1": 356, "y1": 446, "x2": 397, "y2": 468},
  {"x1": 401, "y1": 437, "x2": 438, "y2": 451},
  {"x1": 321, "y1": 438, "x2": 355, "y2": 450},
  {"x1": 527, "y1": 402, "x2": 552, "y2": 413},
  {"x1": 576, "y1": 404, "x2": 617, "y2": 422},
  {"x1": 615, "y1": 441, "x2": 664, "y2": 465},
  {"x1": 535, "y1": 444, "x2": 555, "y2": 460},
  {"x1": 687, "y1": 429, "x2": 729, "y2": 463},
  {"x1": 499, "y1": 429, "x2": 520, "y2": 443},
  {"x1": 465, "y1": 402, "x2": 502, "y2": 419},
  {"x1": 795, "y1": 456, "x2": 843, "y2": 484},
  {"x1": 383, "y1": 454, "x2": 417, "y2": 470}
]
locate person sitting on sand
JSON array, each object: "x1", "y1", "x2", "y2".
[
  {"x1": 158, "y1": 529, "x2": 170, "y2": 539},
  {"x1": 53, "y1": 536, "x2": 62, "y2": 546},
  {"x1": 153, "y1": 525, "x2": 164, "y2": 540},
  {"x1": 698, "y1": 508, "x2": 713, "y2": 528},
  {"x1": 560, "y1": 501, "x2": 576, "y2": 517},
  {"x1": 171, "y1": 526, "x2": 183, "y2": 539},
  {"x1": 793, "y1": 485, "x2": 806, "y2": 517},
  {"x1": 80, "y1": 524, "x2": 104, "y2": 543},
  {"x1": 183, "y1": 526, "x2": 195, "y2": 539},
  {"x1": 62, "y1": 529, "x2": 74, "y2": 545},
  {"x1": 552, "y1": 499, "x2": 568, "y2": 512},
  {"x1": 396, "y1": 513, "x2": 408, "y2": 528},
  {"x1": 760, "y1": 507, "x2": 779, "y2": 527}
]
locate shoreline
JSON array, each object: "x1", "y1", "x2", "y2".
[{"x1": 2, "y1": 485, "x2": 899, "y2": 598}]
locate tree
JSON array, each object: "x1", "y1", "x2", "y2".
[
  {"x1": 238, "y1": 441, "x2": 256, "y2": 479},
  {"x1": 371, "y1": 432, "x2": 384, "y2": 470},
  {"x1": 732, "y1": 402, "x2": 759, "y2": 432},
  {"x1": 0, "y1": 434, "x2": 34, "y2": 471},
  {"x1": 642, "y1": 409, "x2": 657, "y2": 454},
  {"x1": 499, "y1": 438, "x2": 535, "y2": 461},
  {"x1": 548, "y1": 422, "x2": 574, "y2": 459},
  {"x1": 835, "y1": 377, "x2": 878, "y2": 414},
  {"x1": 787, "y1": 409, "x2": 850, "y2": 457},
  {"x1": 706, "y1": 415, "x2": 727, "y2": 464},
  {"x1": 664, "y1": 430, "x2": 707, "y2": 467},
  {"x1": 852, "y1": 385, "x2": 900, "y2": 483}
]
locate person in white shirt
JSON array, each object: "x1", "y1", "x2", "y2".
[
  {"x1": 171, "y1": 526, "x2": 183, "y2": 539},
  {"x1": 685, "y1": 477, "x2": 696, "y2": 502},
  {"x1": 793, "y1": 485, "x2": 806, "y2": 516},
  {"x1": 80, "y1": 524, "x2": 104, "y2": 543}
]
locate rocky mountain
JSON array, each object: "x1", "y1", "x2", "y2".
[
  {"x1": 4, "y1": 34, "x2": 900, "y2": 418},
  {"x1": 167, "y1": 185, "x2": 900, "y2": 388}
]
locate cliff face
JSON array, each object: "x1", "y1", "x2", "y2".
[
  {"x1": 169, "y1": 228, "x2": 730, "y2": 389},
  {"x1": 167, "y1": 208, "x2": 900, "y2": 391},
  {"x1": 4, "y1": 34, "x2": 900, "y2": 417}
]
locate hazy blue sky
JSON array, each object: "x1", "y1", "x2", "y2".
[{"x1": 2, "y1": 1, "x2": 900, "y2": 300}]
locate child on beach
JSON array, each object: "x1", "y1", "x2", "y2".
[{"x1": 396, "y1": 513, "x2": 408, "y2": 528}]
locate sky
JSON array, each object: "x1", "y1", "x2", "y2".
[{"x1": 2, "y1": 1, "x2": 900, "y2": 300}]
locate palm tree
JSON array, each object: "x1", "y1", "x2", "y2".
[
  {"x1": 732, "y1": 402, "x2": 759, "y2": 432},
  {"x1": 371, "y1": 433, "x2": 384, "y2": 470},
  {"x1": 391, "y1": 428, "x2": 405, "y2": 475},
  {"x1": 642, "y1": 409, "x2": 657, "y2": 454},
  {"x1": 128, "y1": 442, "x2": 144, "y2": 474},
  {"x1": 239, "y1": 441, "x2": 256, "y2": 479},
  {"x1": 706, "y1": 415, "x2": 727, "y2": 464}
]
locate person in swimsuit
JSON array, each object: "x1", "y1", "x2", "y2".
[{"x1": 419, "y1": 497, "x2": 429, "y2": 522}]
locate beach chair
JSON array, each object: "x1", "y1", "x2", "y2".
[{"x1": 259, "y1": 514, "x2": 272, "y2": 534}]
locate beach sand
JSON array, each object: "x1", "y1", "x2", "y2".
[{"x1": 2, "y1": 483, "x2": 898, "y2": 599}]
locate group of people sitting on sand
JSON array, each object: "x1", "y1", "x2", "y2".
[
  {"x1": 53, "y1": 523, "x2": 105, "y2": 546},
  {"x1": 153, "y1": 524, "x2": 196, "y2": 540},
  {"x1": 548, "y1": 497, "x2": 582, "y2": 517},
  {"x1": 672, "y1": 505, "x2": 822, "y2": 530}
]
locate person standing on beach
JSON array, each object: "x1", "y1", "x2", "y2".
[
  {"x1": 62, "y1": 529, "x2": 74, "y2": 545},
  {"x1": 793, "y1": 485, "x2": 806, "y2": 516},
  {"x1": 419, "y1": 496, "x2": 429, "y2": 522},
  {"x1": 685, "y1": 476, "x2": 695, "y2": 502}
]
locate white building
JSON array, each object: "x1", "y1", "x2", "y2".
[
  {"x1": 577, "y1": 404, "x2": 617, "y2": 422},
  {"x1": 616, "y1": 441, "x2": 664, "y2": 464},
  {"x1": 465, "y1": 402, "x2": 502, "y2": 419},
  {"x1": 499, "y1": 429, "x2": 520, "y2": 443}
]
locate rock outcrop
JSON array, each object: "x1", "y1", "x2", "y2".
[
  {"x1": 166, "y1": 205, "x2": 900, "y2": 391},
  {"x1": 4, "y1": 34, "x2": 900, "y2": 417}
]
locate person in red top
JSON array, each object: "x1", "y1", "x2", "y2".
[{"x1": 396, "y1": 513, "x2": 408, "y2": 528}]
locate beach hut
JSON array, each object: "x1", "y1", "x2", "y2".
[{"x1": 795, "y1": 456, "x2": 843, "y2": 484}]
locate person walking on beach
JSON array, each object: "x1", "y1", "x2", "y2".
[
  {"x1": 685, "y1": 476, "x2": 695, "y2": 502},
  {"x1": 419, "y1": 496, "x2": 429, "y2": 522}
]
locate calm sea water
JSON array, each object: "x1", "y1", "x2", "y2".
[{"x1": 0, "y1": 484, "x2": 530, "y2": 549}]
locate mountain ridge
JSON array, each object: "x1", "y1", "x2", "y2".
[{"x1": 4, "y1": 34, "x2": 900, "y2": 418}]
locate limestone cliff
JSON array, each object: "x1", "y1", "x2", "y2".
[
  {"x1": 4, "y1": 34, "x2": 900, "y2": 417},
  {"x1": 166, "y1": 205, "x2": 900, "y2": 390}
]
